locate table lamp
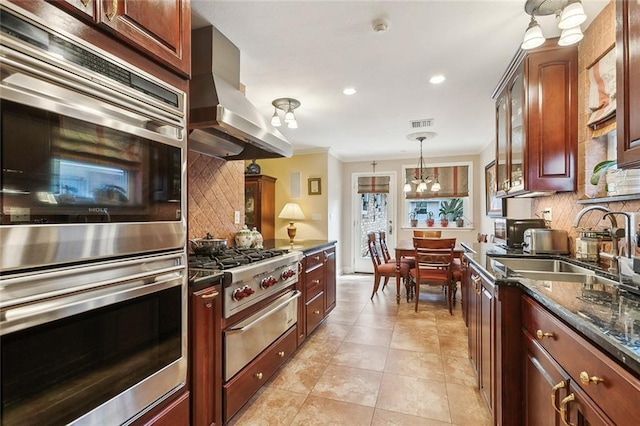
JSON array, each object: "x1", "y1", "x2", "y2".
[{"x1": 278, "y1": 202, "x2": 305, "y2": 244}]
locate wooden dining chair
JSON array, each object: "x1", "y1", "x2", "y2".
[
  {"x1": 409, "y1": 237, "x2": 456, "y2": 314},
  {"x1": 413, "y1": 230, "x2": 442, "y2": 238},
  {"x1": 367, "y1": 232, "x2": 409, "y2": 299},
  {"x1": 379, "y1": 230, "x2": 415, "y2": 270}
]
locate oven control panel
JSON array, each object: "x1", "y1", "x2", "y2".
[{"x1": 224, "y1": 263, "x2": 299, "y2": 318}]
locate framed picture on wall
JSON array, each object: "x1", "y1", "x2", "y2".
[
  {"x1": 485, "y1": 160, "x2": 506, "y2": 217},
  {"x1": 308, "y1": 177, "x2": 321, "y2": 195}
]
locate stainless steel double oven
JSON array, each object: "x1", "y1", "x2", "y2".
[{"x1": 1, "y1": 4, "x2": 187, "y2": 425}]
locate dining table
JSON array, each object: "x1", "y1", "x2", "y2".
[{"x1": 393, "y1": 239, "x2": 466, "y2": 303}]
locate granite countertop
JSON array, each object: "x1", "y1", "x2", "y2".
[
  {"x1": 262, "y1": 239, "x2": 337, "y2": 253},
  {"x1": 463, "y1": 243, "x2": 640, "y2": 377}
]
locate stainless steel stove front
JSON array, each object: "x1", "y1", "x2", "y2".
[{"x1": 222, "y1": 251, "x2": 303, "y2": 319}]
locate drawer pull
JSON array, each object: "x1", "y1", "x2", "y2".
[
  {"x1": 106, "y1": 0, "x2": 118, "y2": 20},
  {"x1": 536, "y1": 329, "x2": 555, "y2": 340},
  {"x1": 254, "y1": 372, "x2": 263, "y2": 380},
  {"x1": 277, "y1": 351, "x2": 285, "y2": 357},
  {"x1": 559, "y1": 393, "x2": 575, "y2": 426},
  {"x1": 312, "y1": 279, "x2": 320, "y2": 285},
  {"x1": 579, "y1": 371, "x2": 604, "y2": 386},
  {"x1": 550, "y1": 381, "x2": 566, "y2": 413},
  {"x1": 201, "y1": 290, "x2": 219, "y2": 299},
  {"x1": 314, "y1": 255, "x2": 321, "y2": 261},
  {"x1": 313, "y1": 310, "x2": 321, "y2": 315}
]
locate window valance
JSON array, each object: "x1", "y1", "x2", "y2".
[
  {"x1": 405, "y1": 165, "x2": 469, "y2": 199},
  {"x1": 357, "y1": 176, "x2": 390, "y2": 194}
]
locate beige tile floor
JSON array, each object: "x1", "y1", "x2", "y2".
[{"x1": 228, "y1": 274, "x2": 492, "y2": 426}]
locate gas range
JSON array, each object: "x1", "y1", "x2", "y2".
[{"x1": 188, "y1": 248, "x2": 303, "y2": 318}]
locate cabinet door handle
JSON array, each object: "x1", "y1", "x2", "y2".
[
  {"x1": 277, "y1": 351, "x2": 285, "y2": 357},
  {"x1": 201, "y1": 290, "x2": 219, "y2": 299},
  {"x1": 579, "y1": 371, "x2": 604, "y2": 386},
  {"x1": 559, "y1": 393, "x2": 575, "y2": 426},
  {"x1": 536, "y1": 329, "x2": 555, "y2": 340},
  {"x1": 471, "y1": 275, "x2": 481, "y2": 295},
  {"x1": 106, "y1": 0, "x2": 118, "y2": 20},
  {"x1": 550, "y1": 381, "x2": 566, "y2": 414},
  {"x1": 312, "y1": 279, "x2": 320, "y2": 285},
  {"x1": 254, "y1": 372, "x2": 263, "y2": 380},
  {"x1": 314, "y1": 255, "x2": 321, "y2": 261},
  {"x1": 313, "y1": 310, "x2": 320, "y2": 315}
]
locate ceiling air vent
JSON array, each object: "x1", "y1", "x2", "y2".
[{"x1": 410, "y1": 118, "x2": 434, "y2": 129}]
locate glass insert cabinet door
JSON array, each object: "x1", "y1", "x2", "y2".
[
  {"x1": 245, "y1": 185, "x2": 256, "y2": 229},
  {"x1": 509, "y1": 73, "x2": 524, "y2": 190},
  {"x1": 496, "y1": 95, "x2": 509, "y2": 196}
]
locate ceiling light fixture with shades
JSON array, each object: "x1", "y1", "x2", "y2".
[
  {"x1": 403, "y1": 132, "x2": 441, "y2": 193},
  {"x1": 271, "y1": 98, "x2": 301, "y2": 129},
  {"x1": 521, "y1": 0, "x2": 587, "y2": 50}
]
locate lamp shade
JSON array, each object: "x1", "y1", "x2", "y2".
[
  {"x1": 521, "y1": 17, "x2": 545, "y2": 50},
  {"x1": 558, "y1": 26, "x2": 583, "y2": 46},
  {"x1": 558, "y1": 1, "x2": 587, "y2": 30},
  {"x1": 278, "y1": 202, "x2": 305, "y2": 220}
]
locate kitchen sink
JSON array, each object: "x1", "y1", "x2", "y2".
[
  {"x1": 491, "y1": 258, "x2": 595, "y2": 275},
  {"x1": 513, "y1": 271, "x2": 618, "y2": 286}
]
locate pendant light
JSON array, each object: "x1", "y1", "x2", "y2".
[{"x1": 404, "y1": 132, "x2": 440, "y2": 193}]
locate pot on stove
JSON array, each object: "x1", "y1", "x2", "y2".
[
  {"x1": 190, "y1": 233, "x2": 228, "y2": 255},
  {"x1": 235, "y1": 225, "x2": 254, "y2": 249}
]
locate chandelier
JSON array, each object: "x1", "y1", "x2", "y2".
[
  {"x1": 403, "y1": 133, "x2": 440, "y2": 193},
  {"x1": 271, "y1": 98, "x2": 301, "y2": 129},
  {"x1": 521, "y1": 0, "x2": 587, "y2": 50}
]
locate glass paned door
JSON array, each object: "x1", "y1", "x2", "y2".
[{"x1": 353, "y1": 173, "x2": 396, "y2": 273}]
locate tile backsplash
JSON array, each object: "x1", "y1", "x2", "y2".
[{"x1": 187, "y1": 151, "x2": 244, "y2": 243}]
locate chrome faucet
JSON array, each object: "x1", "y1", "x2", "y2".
[
  {"x1": 572, "y1": 205, "x2": 614, "y2": 227},
  {"x1": 572, "y1": 206, "x2": 625, "y2": 274},
  {"x1": 602, "y1": 212, "x2": 632, "y2": 259}
]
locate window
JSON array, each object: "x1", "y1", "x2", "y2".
[{"x1": 403, "y1": 162, "x2": 473, "y2": 227}]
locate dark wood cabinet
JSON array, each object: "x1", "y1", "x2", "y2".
[
  {"x1": 244, "y1": 175, "x2": 277, "y2": 240},
  {"x1": 47, "y1": 0, "x2": 191, "y2": 77},
  {"x1": 138, "y1": 391, "x2": 190, "y2": 426},
  {"x1": 493, "y1": 39, "x2": 578, "y2": 197},
  {"x1": 468, "y1": 264, "x2": 494, "y2": 416},
  {"x1": 616, "y1": 0, "x2": 640, "y2": 167},
  {"x1": 521, "y1": 295, "x2": 639, "y2": 426},
  {"x1": 324, "y1": 246, "x2": 336, "y2": 315},
  {"x1": 299, "y1": 243, "x2": 337, "y2": 342},
  {"x1": 190, "y1": 284, "x2": 222, "y2": 426}
]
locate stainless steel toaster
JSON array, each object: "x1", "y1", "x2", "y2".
[{"x1": 522, "y1": 228, "x2": 569, "y2": 254}]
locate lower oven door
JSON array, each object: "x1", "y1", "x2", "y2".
[
  {"x1": 224, "y1": 290, "x2": 301, "y2": 381},
  {"x1": 0, "y1": 252, "x2": 188, "y2": 426}
]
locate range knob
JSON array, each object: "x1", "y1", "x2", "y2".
[
  {"x1": 281, "y1": 269, "x2": 296, "y2": 279},
  {"x1": 260, "y1": 276, "x2": 278, "y2": 289},
  {"x1": 233, "y1": 285, "x2": 255, "y2": 300}
]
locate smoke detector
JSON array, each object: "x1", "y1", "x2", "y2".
[{"x1": 372, "y1": 18, "x2": 390, "y2": 33}]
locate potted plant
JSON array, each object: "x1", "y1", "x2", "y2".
[
  {"x1": 455, "y1": 216, "x2": 465, "y2": 227},
  {"x1": 426, "y1": 211, "x2": 435, "y2": 227},
  {"x1": 409, "y1": 209, "x2": 418, "y2": 227},
  {"x1": 590, "y1": 160, "x2": 617, "y2": 195},
  {"x1": 439, "y1": 198, "x2": 463, "y2": 227}
]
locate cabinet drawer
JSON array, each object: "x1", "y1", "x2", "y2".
[
  {"x1": 521, "y1": 296, "x2": 640, "y2": 425},
  {"x1": 305, "y1": 250, "x2": 324, "y2": 272},
  {"x1": 223, "y1": 326, "x2": 297, "y2": 422},
  {"x1": 306, "y1": 292, "x2": 324, "y2": 335},
  {"x1": 305, "y1": 265, "x2": 324, "y2": 301}
]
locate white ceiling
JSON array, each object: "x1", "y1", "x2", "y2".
[{"x1": 191, "y1": 0, "x2": 608, "y2": 162}]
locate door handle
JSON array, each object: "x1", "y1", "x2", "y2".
[{"x1": 388, "y1": 220, "x2": 393, "y2": 235}]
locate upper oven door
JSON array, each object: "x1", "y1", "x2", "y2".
[{"x1": 0, "y1": 6, "x2": 187, "y2": 272}]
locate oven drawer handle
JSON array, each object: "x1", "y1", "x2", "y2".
[{"x1": 226, "y1": 290, "x2": 301, "y2": 334}]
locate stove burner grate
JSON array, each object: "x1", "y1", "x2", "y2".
[{"x1": 188, "y1": 248, "x2": 290, "y2": 271}]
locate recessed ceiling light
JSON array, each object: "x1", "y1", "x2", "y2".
[
  {"x1": 343, "y1": 87, "x2": 357, "y2": 95},
  {"x1": 429, "y1": 75, "x2": 446, "y2": 84}
]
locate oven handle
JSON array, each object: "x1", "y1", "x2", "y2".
[
  {"x1": 0, "y1": 264, "x2": 185, "y2": 310},
  {"x1": 226, "y1": 290, "x2": 301, "y2": 334},
  {"x1": 1, "y1": 275, "x2": 182, "y2": 335}
]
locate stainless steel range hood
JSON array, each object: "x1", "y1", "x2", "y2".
[{"x1": 189, "y1": 26, "x2": 292, "y2": 160}]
